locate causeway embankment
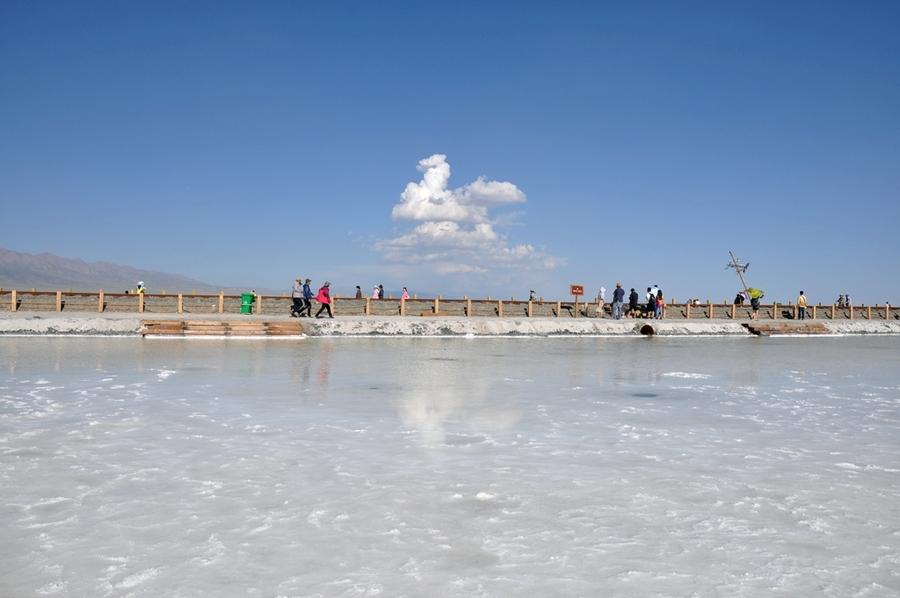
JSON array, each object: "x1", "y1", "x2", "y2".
[{"x1": 2, "y1": 312, "x2": 899, "y2": 337}]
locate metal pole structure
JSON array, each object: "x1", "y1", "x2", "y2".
[{"x1": 728, "y1": 251, "x2": 751, "y2": 296}]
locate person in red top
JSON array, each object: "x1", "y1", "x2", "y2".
[{"x1": 315, "y1": 282, "x2": 334, "y2": 318}]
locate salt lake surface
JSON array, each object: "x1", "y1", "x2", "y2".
[{"x1": 1, "y1": 336, "x2": 899, "y2": 597}]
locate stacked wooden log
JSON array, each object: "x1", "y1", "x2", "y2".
[
  {"x1": 742, "y1": 322, "x2": 829, "y2": 336},
  {"x1": 142, "y1": 320, "x2": 304, "y2": 336}
]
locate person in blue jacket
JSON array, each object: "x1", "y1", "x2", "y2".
[{"x1": 298, "y1": 278, "x2": 314, "y2": 317}]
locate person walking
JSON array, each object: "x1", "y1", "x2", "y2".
[
  {"x1": 378, "y1": 284, "x2": 385, "y2": 299},
  {"x1": 655, "y1": 290, "x2": 665, "y2": 319},
  {"x1": 612, "y1": 283, "x2": 625, "y2": 320},
  {"x1": 628, "y1": 288, "x2": 639, "y2": 317},
  {"x1": 401, "y1": 287, "x2": 410, "y2": 300},
  {"x1": 647, "y1": 290, "x2": 657, "y2": 319},
  {"x1": 750, "y1": 293, "x2": 761, "y2": 320},
  {"x1": 299, "y1": 278, "x2": 314, "y2": 317},
  {"x1": 355, "y1": 285, "x2": 363, "y2": 299},
  {"x1": 372, "y1": 285, "x2": 380, "y2": 299},
  {"x1": 797, "y1": 291, "x2": 808, "y2": 320},
  {"x1": 290, "y1": 277, "x2": 304, "y2": 317},
  {"x1": 315, "y1": 282, "x2": 334, "y2": 318}
]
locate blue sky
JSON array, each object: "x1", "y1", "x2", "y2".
[{"x1": 2, "y1": 2, "x2": 899, "y2": 303}]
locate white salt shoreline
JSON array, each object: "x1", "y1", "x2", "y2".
[{"x1": 1, "y1": 313, "x2": 899, "y2": 337}]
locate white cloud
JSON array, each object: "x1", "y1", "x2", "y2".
[
  {"x1": 378, "y1": 155, "x2": 558, "y2": 279},
  {"x1": 390, "y1": 154, "x2": 525, "y2": 224}
]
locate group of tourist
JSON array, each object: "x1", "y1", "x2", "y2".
[
  {"x1": 290, "y1": 277, "x2": 333, "y2": 319},
  {"x1": 835, "y1": 294, "x2": 852, "y2": 307},
  {"x1": 287, "y1": 280, "x2": 823, "y2": 323},
  {"x1": 600, "y1": 283, "x2": 664, "y2": 320},
  {"x1": 351, "y1": 284, "x2": 411, "y2": 300}
]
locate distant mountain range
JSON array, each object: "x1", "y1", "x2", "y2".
[{"x1": 0, "y1": 248, "x2": 272, "y2": 294}]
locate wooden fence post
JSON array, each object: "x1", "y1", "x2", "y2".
[
  {"x1": 731, "y1": 303, "x2": 736, "y2": 319},
  {"x1": 218, "y1": 291, "x2": 224, "y2": 314},
  {"x1": 686, "y1": 302, "x2": 691, "y2": 319},
  {"x1": 556, "y1": 301, "x2": 561, "y2": 317},
  {"x1": 886, "y1": 304, "x2": 890, "y2": 320},
  {"x1": 708, "y1": 300, "x2": 713, "y2": 319},
  {"x1": 812, "y1": 305, "x2": 817, "y2": 319},
  {"x1": 792, "y1": 303, "x2": 797, "y2": 320},
  {"x1": 434, "y1": 297, "x2": 440, "y2": 315},
  {"x1": 867, "y1": 306, "x2": 872, "y2": 320},
  {"x1": 99, "y1": 290, "x2": 105, "y2": 313},
  {"x1": 849, "y1": 304, "x2": 853, "y2": 320},
  {"x1": 466, "y1": 297, "x2": 472, "y2": 317},
  {"x1": 772, "y1": 302, "x2": 777, "y2": 319},
  {"x1": 256, "y1": 294, "x2": 263, "y2": 315},
  {"x1": 365, "y1": 297, "x2": 371, "y2": 316},
  {"x1": 56, "y1": 290, "x2": 62, "y2": 312},
  {"x1": 11, "y1": 290, "x2": 17, "y2": 312},
  {"x1": 177, "y1": 293, "x2": 183, "y2": 314},
  {"x1": 831, "y1": 304, "x2": 836, "y2": 320},
  {"x1": 138, "y1": 292, "x2": 144, "y2": 313},
  {"x1": 400, "y1": 297, "x2": 406, "y2": 316},
  {"x1": 498, "y1": 300, "x2": 503, "y2": 317},
  {"x1": 527, "y1": 300, "x2": 533, "y2": 318},
  {"x1": 331, "y1": 296, "x2": 336, "y2": 316}
]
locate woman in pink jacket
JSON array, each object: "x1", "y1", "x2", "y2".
[{"x1": 315, "y1": 282, "x2": 333, "y2": 318}]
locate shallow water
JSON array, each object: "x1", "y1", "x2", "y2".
[{"x1": 1, "y1": 336, "x2": 899, "y2": 597}]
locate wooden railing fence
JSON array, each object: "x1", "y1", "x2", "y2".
[{"x1": 0, "y1": 289, "x2": 894, "y2": 321}]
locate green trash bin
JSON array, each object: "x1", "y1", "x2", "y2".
[{"x1": 240, "y1": 292, "x2": 255, "y2": 314}]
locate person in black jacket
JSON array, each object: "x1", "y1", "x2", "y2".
[{"x1": 628, "y1": 288, "x2": 639, "y2": 317}]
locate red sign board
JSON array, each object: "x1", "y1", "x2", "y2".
[{"x1": 570, "y1": 284, "x2": 584, "y2": 296}]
